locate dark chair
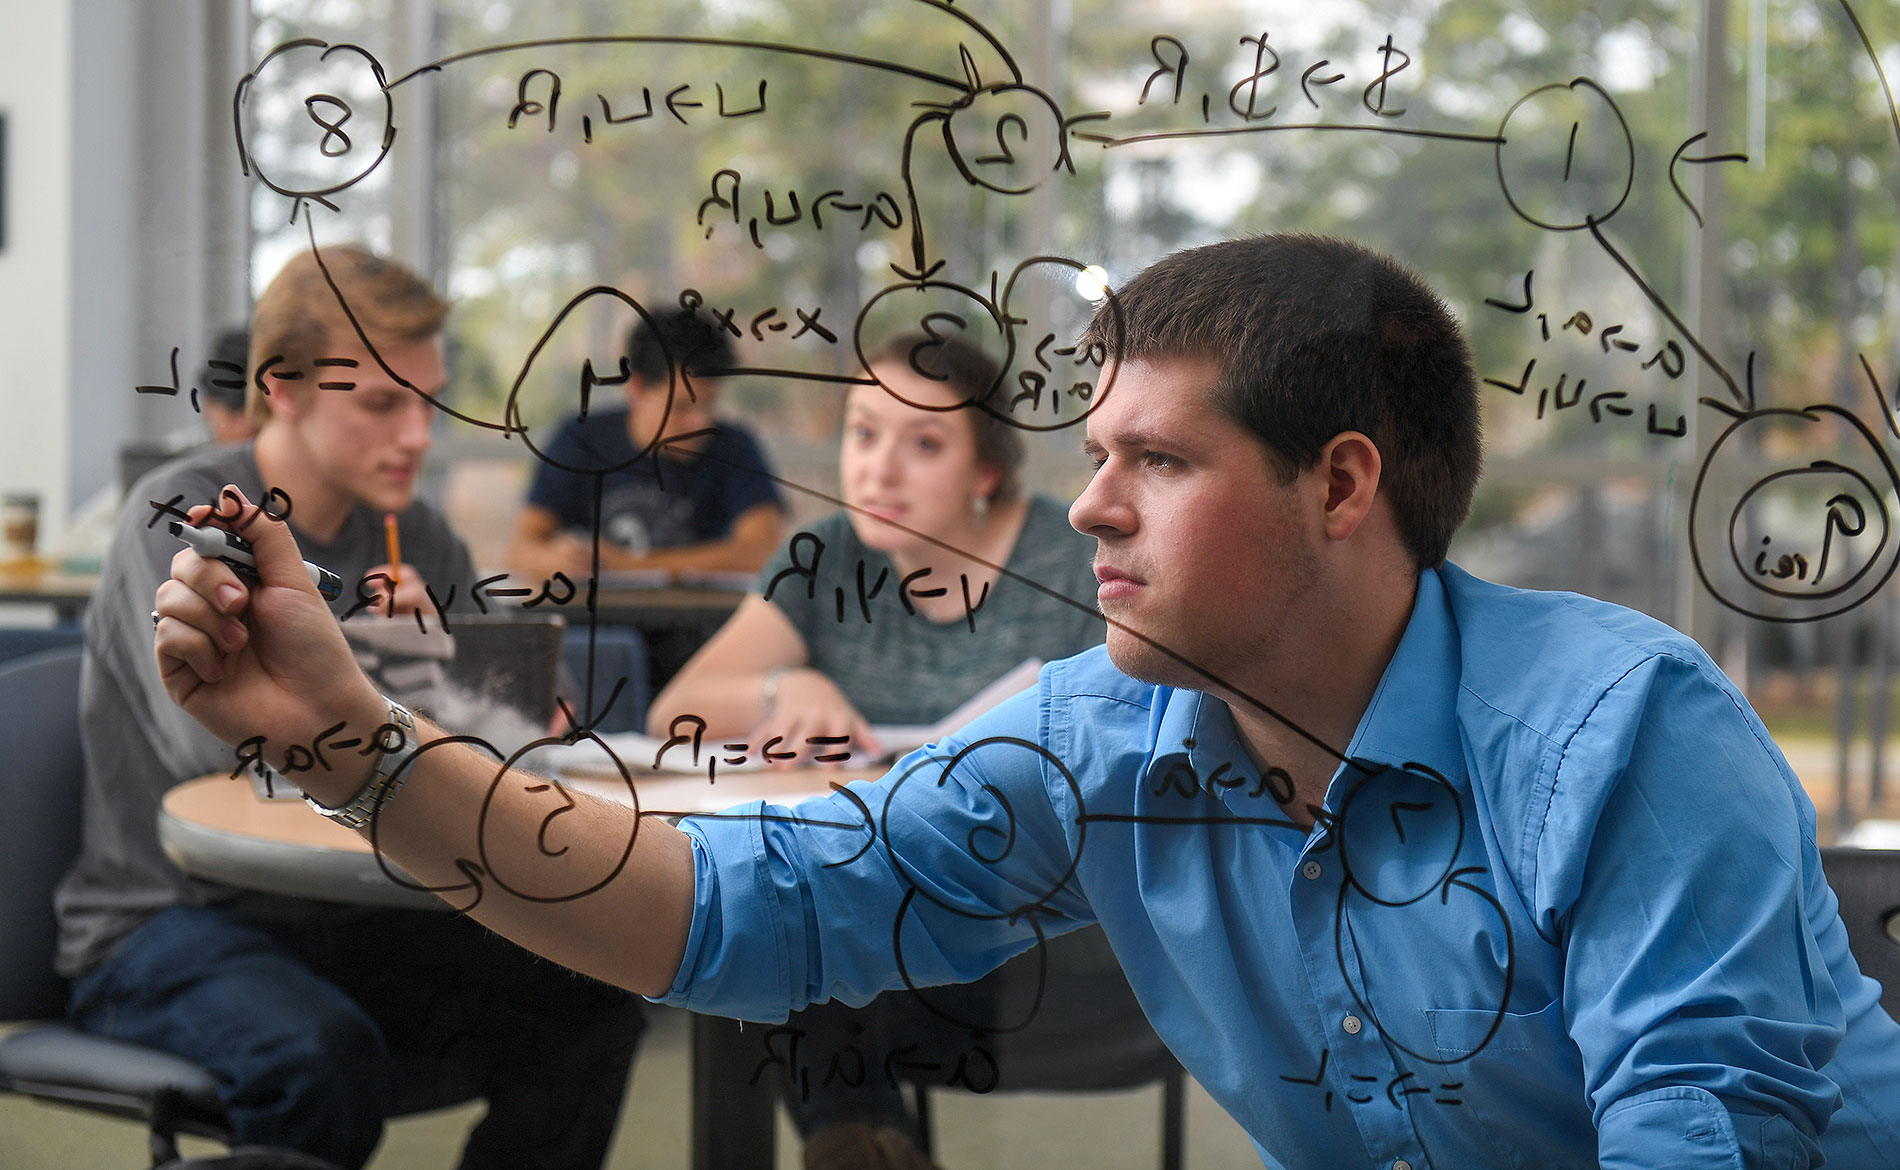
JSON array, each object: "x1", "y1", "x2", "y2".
[
  {"x1": 0, "y1": 645, "x2": 232, "y2": 1164},
  {"x1": 1821, "y1": 844, "x2": 1900, "y2": 1019},
  {"x1": 0, "y1": 621, "x2": 84, "y2": 665},
  {"x1": 905, "y1": 927, "x2": 1187, "y2": 1170},
  {"x1": 0, "y1": 645, "x2": 481, "y2": 1166},
  {"x1": 560, "y1": 624, "x2": 650, "y2": 734}
]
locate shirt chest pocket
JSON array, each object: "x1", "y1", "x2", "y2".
[{"x1": 1419, "y1": 999, "x2": 1598, "y2": 1169}]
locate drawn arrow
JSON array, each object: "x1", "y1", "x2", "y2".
[
  {"x1": 1668, "y1": 131, "x2": 1748, "y2": 229},
  {"x1": 1861, "y1": 353, "x2": 1900, "y2": 442}
]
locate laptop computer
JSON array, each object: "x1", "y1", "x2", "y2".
[{"x1": 342, "y1": 611, "x2": 567, "y2": 747}]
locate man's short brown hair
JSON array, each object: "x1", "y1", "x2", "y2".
[
  {"x1": 246, "y1": 245, "x2": 449, "y2": 423},
  {"x1": 1080, "y1": 234, "x2": 1481, "y2": 568}
]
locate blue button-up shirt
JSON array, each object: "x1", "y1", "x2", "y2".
[{"x1": 663, "y1": 564, "x2": 1900, "y2": 1168}]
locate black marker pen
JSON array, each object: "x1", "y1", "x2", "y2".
[{"x1": 170, "y1": 521, "x2": 344, "y2": 600}]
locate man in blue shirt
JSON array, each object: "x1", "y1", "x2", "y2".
[{"x1": 155, "y1": 235, "x2": 1900, "y2": 1168}]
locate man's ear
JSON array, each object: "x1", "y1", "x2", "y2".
[
  {"x1": 1317, "y1": 431, "x2": 1382, "y2": 542},
  {"x1": 265, "y1": 381, "x2": 309, "y2": 422}
]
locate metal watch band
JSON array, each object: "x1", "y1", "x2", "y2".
[{"x1": 303, "y1": 698, "x2": 416, "y2": 830}]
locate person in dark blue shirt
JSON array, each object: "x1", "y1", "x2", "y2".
[{"x1": 507, "y1": 308, "x2": 785, "y2": 583}]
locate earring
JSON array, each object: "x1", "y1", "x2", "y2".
[{"x1": 971, "y1": 493, "x2": 991, "y2": 524}]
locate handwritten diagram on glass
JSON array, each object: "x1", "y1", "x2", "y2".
[{"x1": 127, "y1": 0, "x2": 1900, "y2": 1109}]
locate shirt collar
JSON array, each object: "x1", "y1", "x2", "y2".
[
  {"x1": 1140, "y1": 565, "x2": 1469, "y2": 817},
  {"x1": 1142, "y1": 683, "x2": 1306, "y2": 823},
  {"x1": 1150, "y1": 685, "x2": 1232, "y2": 774},
  {"x1": 1335, "y1": 564, "x2": 1469, "y2": 791}
]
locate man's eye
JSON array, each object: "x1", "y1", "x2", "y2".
[{"x1": 1145, "y1": 451, "x2": 1179, "y2": 470}]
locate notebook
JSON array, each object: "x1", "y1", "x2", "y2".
[{"x1": 543, "y1": 656, "x2": 1043, "y2": 777}]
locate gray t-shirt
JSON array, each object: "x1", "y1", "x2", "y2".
[
  {"x1": 760, "y1": 495, "x2": 1103, "y2": 726},
  {"x1": 54, "y1": 442, "x2": 475, "y2": 977}
]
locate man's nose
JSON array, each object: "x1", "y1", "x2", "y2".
[
  {"x1": 1070, "y1": 466, "x2": 1130, "y2": 537},
  {"x1": 396, "y1": 400, "x2": 434, "y2": 450}
]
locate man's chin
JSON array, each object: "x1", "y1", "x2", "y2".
[
  {"x1": 1105, "y1": 628, "x2": 1198, "y2": 689},
  {"x1": 363, "y1": 486, "x2": 416, "y2": 515}
]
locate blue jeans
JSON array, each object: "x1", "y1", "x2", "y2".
[{"x1": 71, "y1": 905, "x2": 644, "y2": 1170}]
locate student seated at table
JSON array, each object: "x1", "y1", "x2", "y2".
[
  {"x1": 506, "y1": 307, "x2": 786, "y2": 585},
  {"x1": 649, "y1": 332, "x2": 1126, "y2": 1170},
  {"x1": 56, "y1": 245, "x2": 645, "y2": 1170}
]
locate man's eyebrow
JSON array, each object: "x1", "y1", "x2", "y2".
[{"x1": 1086, "y1": 428, "x2": 1162, "y2": 454}]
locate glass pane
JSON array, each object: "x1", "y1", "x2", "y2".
[{"x1": 239, "y1": 0, "x2": 1900, "y2": 828}]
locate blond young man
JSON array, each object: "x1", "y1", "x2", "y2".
[{"x1": 66, "y1": 246, "x2": 643, "y2": 1170}]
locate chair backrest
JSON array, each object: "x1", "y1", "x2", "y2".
[
  {"x1": 0, "y1": 622, "x2": 84, "y2": 667},
  {"x1": 439, "y1": 612, "x2": 568, "y2": 728},
  {"x1": 0, "y1": 644, "x2": 85, "y2": 1020},
  {"x1": 560, "y1": 625, "x2": 649, "y2": 734},
  {"x1": 979, "y1": 927, "x2": 1181, "y2": 1092},
  {"x1": 1821, "y1": 845, "x2": 1900, "y2": 1019},
  {"x1": 904, "y1": 927, "x2": 1186, "y2": 1170}
]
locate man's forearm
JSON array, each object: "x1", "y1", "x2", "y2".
[{"x1": 314, "y1": 712, "x2": 697, "y2": 996}]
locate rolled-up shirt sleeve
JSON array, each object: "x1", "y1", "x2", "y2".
[
  {"x1": 658, "y1": 683, "x2": 1095, "y2": 1021},
  {"x1": 1540, "y1": 653, "x2": 1844, "y2": 1168}
]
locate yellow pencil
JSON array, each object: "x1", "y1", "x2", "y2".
[{"x1": 384, "y1": 512, "x2": 401, "y2": 590}]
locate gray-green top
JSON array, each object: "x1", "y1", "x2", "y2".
[{"x1": 759, "y1": 495, "x2": 1104, "y2": 726}]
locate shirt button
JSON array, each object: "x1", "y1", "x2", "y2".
[
  {"x1": 1302, "y1": 860, "x2": 1322, "y2": 880},
  {"x1": 1342, "y1": 1014, "x2": 1362, "y2": 1035},
  {"x1": 1394, "y1": 1161, "x2": 1412, "y2": 1170}
]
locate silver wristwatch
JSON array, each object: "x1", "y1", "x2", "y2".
[{"x1": 303, "y1": 697, "x2": 416, "y2": 830}]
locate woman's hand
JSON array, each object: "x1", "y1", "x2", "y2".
[
  {"x1": 153, "y1": 486, "x2": 387, "y2": 796},
  {"x1": 750, "y1": 667, "x2": 886, "y2": 766}
]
